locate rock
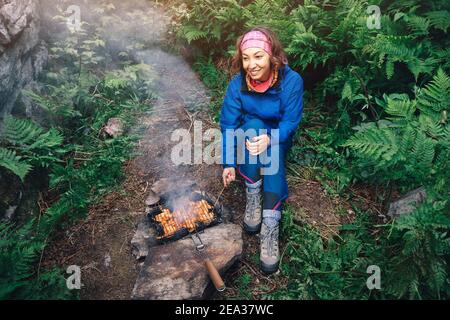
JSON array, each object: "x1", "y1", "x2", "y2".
[
  {"x1": 150, "y1": 177, "x2": 196, "y2": 196},
  {"x1": 130, "y1": 217, "x2": 158, "y2": 260},
  {"x1": 20, "y1": 78, "x2": 49, "y2": 126},
  {"x1": 0, "y1": 20, "x2": 11, "y2": 45},
  {"x1": 103, "y1": 117, "x2": 124, "y2": 137},
  {"x1": 4, "y1": 204, "x2": 18, "y2": 220},
  {"x1": 145, "y1": 190, "x2": 160, "y2": 206},
  {"x1": 387, "y1": 187, "x2": 427, "y2": 218},
  {"x1": 0, "y1": 0, "x2": 47, "y2": 130},
  {"x1": 0, "y1": 0, "x2": 33, "y2": 43},
  {"x1": 131, "y1": 223, "x2": 242, "y2": 300}
]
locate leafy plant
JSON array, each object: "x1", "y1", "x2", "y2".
[
  {"x1": 0, "y1": 221, "x2": 74, "y2": 299},
  {"x1": 0, "y1": 2, "x2": 155, "y2": 299},
  {"x1": 0, "y1": 115, "x2": 65, "y2": 181},
  {"x1": 343, "y1": 69, "x2": 449, "y2": 188},
  {"x1": 171, "y1": 0, "x2": 450, "y2": 300},
  {"x1": 0, "y1": 148, "x2": 32, "y2": 182}
]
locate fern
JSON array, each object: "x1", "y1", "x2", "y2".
[
  {"x1": 412, "y1": 131, "x2": 436, "y2": 169},
  {"x1": 0, "y1": 147, "x2": 32, "y2": 182},
  {"x1": 404, "y1": 14, "x2": 430, "y2": 37},
  {"x1": 418, "y1": 114, "x2": 445, "y2": 139},
  {"x1": 385, "y1": 97, "x2": 416, "y2": 120},
  {"x1": 0, "y1": 115, "x2": 65, "y2": 178},
  {"x1": 399, "y1": 124, "x2": 416, "y2": 156},
  {"x1": 3, "y1": 114, "x2": 64, "y2": 151},
  {"x1": 425, "y1": 10, "x2": 450, "y2": 32},
  {"x1": 23, "y1": 128, "x2": 64, "y2": 151},
  {"x1": 385, "y1": 198, "x2": 450, "y2": 299},
  {"x1": 178, "y1": 25, "x2": 208, "y2": 43},
  {"x1": 0, "y1": 220, "x2": 73, "y2": 299},
  {"x1": 417, "y1": 68, "x2": 450, "y2": 117},
  {"x1": 343, "y1": 125, "x2": 399, "y2": 164},
  {"x1": 344, "y1": 69, "x2": 449, "y2": 185},
  {"x1": 3, "y1": 115, "x2": 45, "y2": 147}
]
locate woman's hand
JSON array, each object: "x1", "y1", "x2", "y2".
[
  {"x1": 246, "y1": 134, "x2": 271, "y2": 156},
  {"x1": 222, "y1": 167, "x2": 236, "y2": 187}
]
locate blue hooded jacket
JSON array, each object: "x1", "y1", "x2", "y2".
[{"x1": 220, "y1": 64, "x2": 304, "y2": 168}]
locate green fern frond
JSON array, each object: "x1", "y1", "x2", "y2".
[
  {"x1": 2, "y1": 114, "x2": 64, "y2": 153},
  {"x1": 24, "y1": 128, "x2": 64, "y2": 151},
  {"x1": 385, "y1": 97, "x2": 416, "y2": 119},
  {"x1": 412, "y1": 131, "x2": 436, "y2": 168},
  {"x1": 404, "y1": 14, "x2": 430, "y2": 36},
  {"x1": 386, "y1": 59, "x2": 395, "y2": 79},
  {"x1": 406, "y1": 56, "x2": 438, "y2": 80},
  {"x1": 370, "y1": 34, "x2": 438, "y2": 80},
  {"x1": 417, "y1": 68, "x2": 450, "y2": 116},
  {"x1": 3, "y1": 114, "x2": 44, "y2": 146},
  {"x1": 418, "y1": 114, "x2": 445, "y2": 139},
  {"x1": 0, "y1": 147, "x2": 32, "y2": 182},
  {"x1": 425, "y1": 10, "x2": 450, "y2": 32},
  {"x1": 399, "y1": 124, "x2": 416, "y2": 155},
  {"x1": 343, "y1": 126, "x2": 399, "y2": 163},
  {"x1": 440, "y1": 125, "x2": 450, "y2": 148},
  {"x1": 179, "y1": 25, "x2": 208, "y2": 43}
]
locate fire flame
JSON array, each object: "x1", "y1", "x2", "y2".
[{"x1": 155, "y1": 199, "x2": 214, "y2": 238}]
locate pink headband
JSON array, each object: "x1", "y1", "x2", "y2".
[{"x1": 240, "y1": 30, "x2": 272, "y2": 56}]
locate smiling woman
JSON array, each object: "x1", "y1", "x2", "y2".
[
  {"x1": 220, "y1": 26, "x2": 304, "y2": 274},
  {"x1": 242, "y1": 47, "x2": 271, "y2": 82}
]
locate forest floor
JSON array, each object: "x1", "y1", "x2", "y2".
[{"x1": 40, "y1": 0, "x2": 364, "y2": 299}]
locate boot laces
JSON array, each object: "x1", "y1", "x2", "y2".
[
  {"x1": 245, "y1": 190, "x2": 260, "y2": 219},
  {"x1": 262, "y1": 224, "x2": 278, "y2": 256}
]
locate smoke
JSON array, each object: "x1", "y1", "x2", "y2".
[
  {"x1": 38, "y1": 0, "x2": 169, "y2": 71},
  {"x1": 37, "y1": 0, "x2": 213, "y2": 213}
]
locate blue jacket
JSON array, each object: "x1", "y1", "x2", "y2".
[{"x1": 220, "y1": 64, "x2": 304, "y2": 168}]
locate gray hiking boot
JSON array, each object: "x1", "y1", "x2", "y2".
[
  {"x1": 243, "y1": 179, "x2": 262, "y2": 234},
  {"x1": 260, "y1": 209, "x2": 281, "y2": 274}
]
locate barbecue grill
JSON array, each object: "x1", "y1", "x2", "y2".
[
  {"x1": 146, "y1": 190, "x2": 226, "y2": 291},
  {"x1": 147, "y1": 191, "x2": 223, "y2": 242}
]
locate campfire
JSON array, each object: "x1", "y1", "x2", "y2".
[
  {"x1": 147, "y1": 191, "x2": 222, "y2": 243},
  {"x1": 144, "y1": 190, "x2": 226, "y2": 292}
]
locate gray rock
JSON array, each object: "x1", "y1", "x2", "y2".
[
  {"x1": 103, "y1": 117, "x2": 124, "y2": 137},
  {"x1": 0, "y1": 0, "x2": 47, "y2": 129},
  {"x1": 388, "y1": 187, "x2": 427, "y2": 218},
  {"x1": 0, "y1": 20, "x2": 11, "y2": 45},
  {"x1": 130, "y1": 217, "x2": 158, "y2": 260},
  {"x1": 131, "y1": 223, "x2": 242, "y2": 300},
  {"x1": 0, "y1": 0, "x2": 33, "y2": 41},
  {"x1": 151, "y1": 177, "x2": 196, "y2": 196},
  {"x1": 144, "y1": 190, "x2": 160, "y2": 206}
]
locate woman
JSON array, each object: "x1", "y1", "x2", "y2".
[{"x1": 220, "y1": 27, "x2": 304, "y2": 274}]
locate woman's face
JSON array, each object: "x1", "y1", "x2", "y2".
[{"x1": 242, "y1": 47, "x2": 271, "y2": 81}]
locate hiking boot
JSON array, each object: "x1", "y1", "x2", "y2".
[
  {"x1": 243, "y1": 179, "x2": 262, "y2": 234},
  {"x1": 260, "y1": 210, "x2": 281, "y2": 274}
]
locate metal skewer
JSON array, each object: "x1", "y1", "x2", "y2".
[
  {"x1": 213, "y1": 184, "x2": 226, "y2": 209},
  {"x1": 213, "y1": 173, "x2": 230, "y2": 208}
]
